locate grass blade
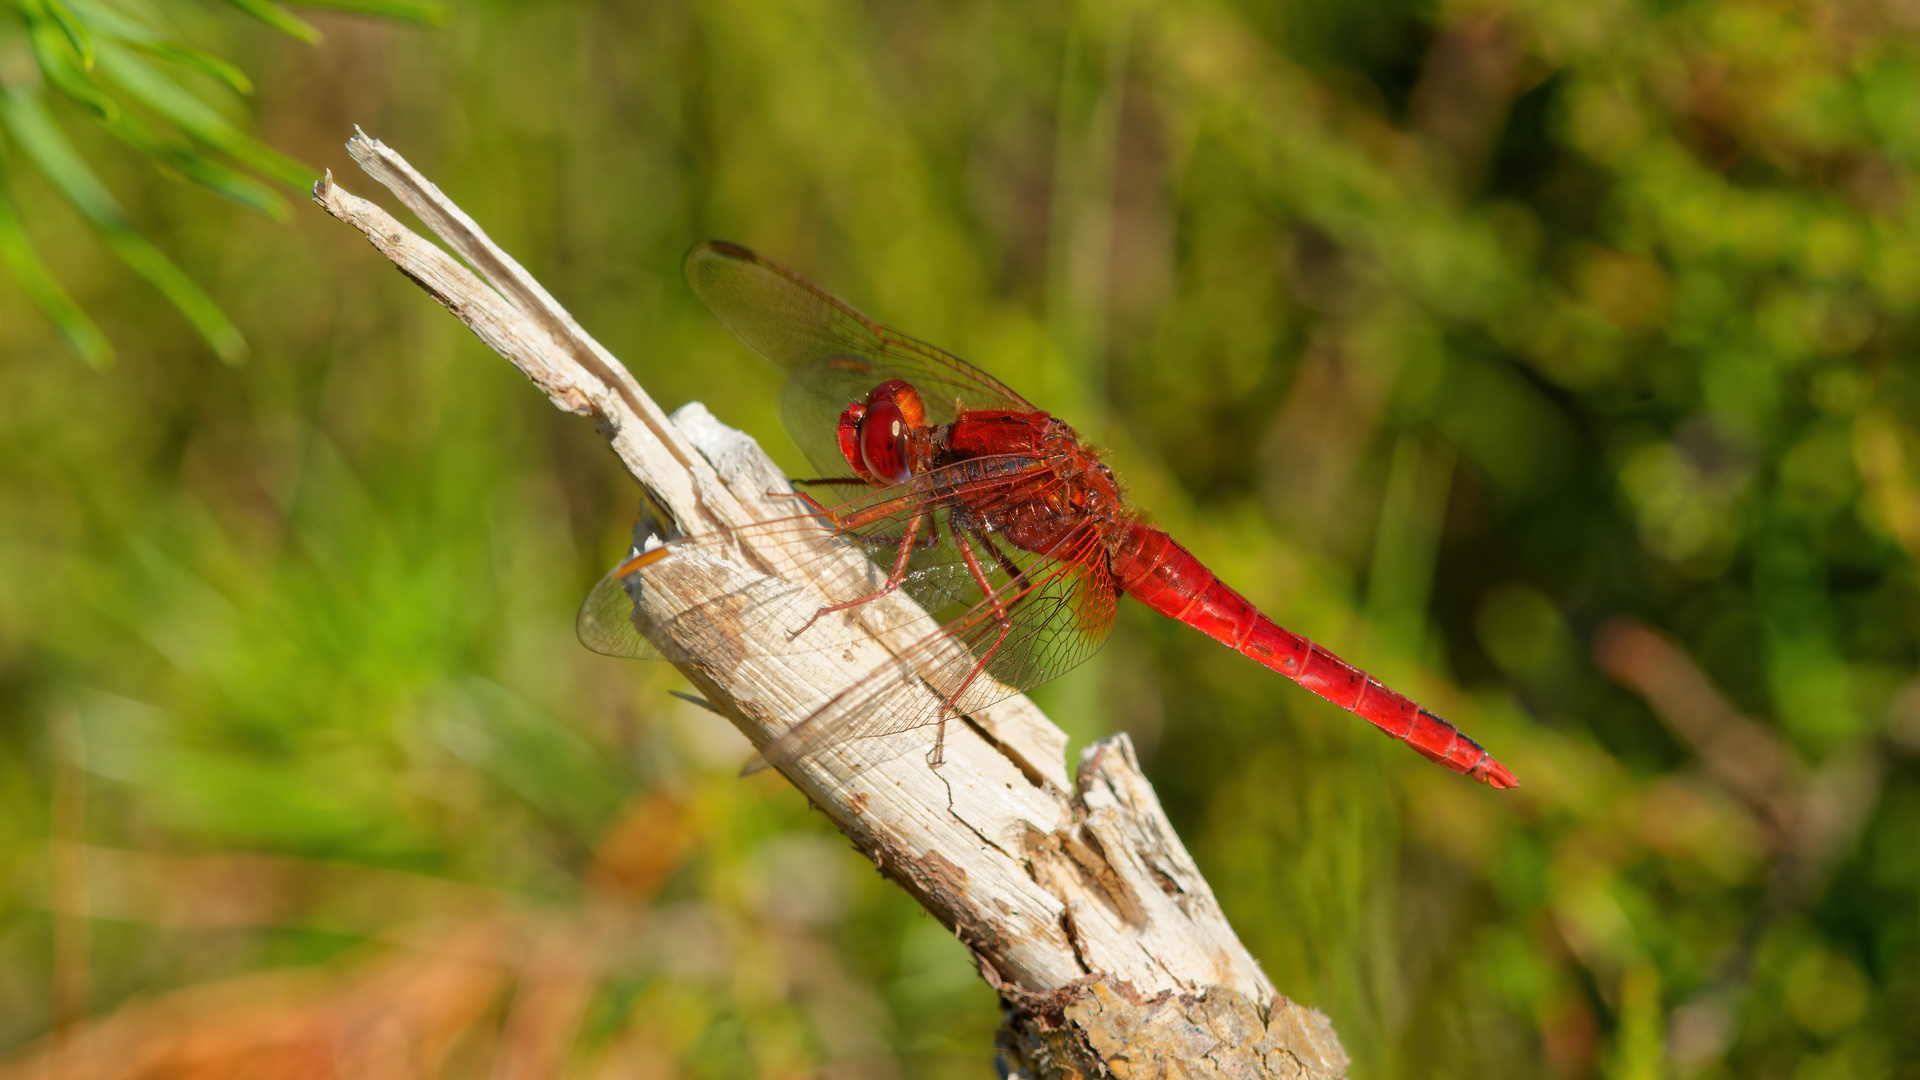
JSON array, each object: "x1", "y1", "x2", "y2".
[
  {"x1": 288, "y1": 0, "x2": 453, "y2": 26},
  {"x1": 152, "y1": 151, "x2": 289, "y2": 219},
  {"x1": 126, "y1": 40, "x2": 255, "y2": 95},
  {"x1": 0, "y1": 171, "x2": 114, "y2": 367},
  {"x1": 61, "y1": 0, "x2": 255, "y2": 94},
  {"x1": 24, "y1": 14, "x2": 118, "y2": 120},
  {"x1": 1, "y1": 87, "x2": 248, "y2": 363},
  {"x1": 98, "y1": 228, "x2": 248, "y2": 362},
  {"x1": 39, "y1": 0, "x2": 98, "y2": 69},
  {"x1": 0, "y1": 87, "x2": 120, "y2": 222},
  {"x1": 97, "y1": 43, "x2": 313, "y2": 188},
  {"x1": 212, "y1": 0, "x2": 322, "y2": 43},
  {"x1": 100, "y1": 109, "x2": 290, "y2": 219}
]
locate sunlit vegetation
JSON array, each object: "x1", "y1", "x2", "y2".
[{"x1": 2, "y1": 0, "x2": 1918, "y2": 1077}]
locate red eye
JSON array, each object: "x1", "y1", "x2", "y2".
[
  {"x1": 837, "y1": 401, "x2": 870, "y2": 479},
  {"x1": 860, "y1": 398, "x2": 911, "y2": 485}
]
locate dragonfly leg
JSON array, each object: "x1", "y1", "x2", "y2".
[
  {"x1": 767, "y1": 487, "x2": 845, "y2": 518},
  {"x1": 769, "y1": 477, "x2": 869, "y2": 508},
  {"x1": 953, "y1": 519, "x2": 1011, "y2": 624},
  {"x1": 972, "y1": 527, "x2": 1026, "y2": 585},
  {"x1": 791, "y1": 506, "x2": 928, "y2": 637},
  {"x1": 768, "y1": 478, "x2": 895, "y2": 521},
  {"x1": 773, "y1": 486, "x2": 939, "y2": 542},
  {"x1": 847, "y1": 526, "x2": 942, "y2": 551},
  {"x1": 924, "y1": 523, "x2": 1024, "y2": 769},
  {"x1": 926, "y1": 603, "x2": 1019, "y2": 768}
]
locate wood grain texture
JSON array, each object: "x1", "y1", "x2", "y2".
[{"x1": 314, "y1": 133, "x2": 1348, "y2": 1078}]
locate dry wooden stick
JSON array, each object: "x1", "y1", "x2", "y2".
[{"x1": 314, "y1": 131, "x2": 1349, "y2": 1080}]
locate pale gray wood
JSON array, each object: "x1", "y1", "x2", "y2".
[{"x1": 313, "y1": 135, "x2": 1348, "y2": 1078}]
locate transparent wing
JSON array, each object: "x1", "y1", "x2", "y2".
[
  {"x1": 580, "y1": 456, "x2": 1120, "y2": 771},
  {"x1": 684, "y1": 241, "x2": 1037, "y2": 478},
  {"x1": 577, "y1": 559, "x2": 664, "y2": 660},
  {"x1": 744, "y1": 519, "x2": 1119, "y2": 775},
  {"x1": 576, "y1": 500, "x2": 678, "y2": 660},
  {"x1": 579, "y1": 455, "x2": 1060, "y2": 665}
]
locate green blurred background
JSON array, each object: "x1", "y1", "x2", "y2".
[{"x1": 3, "y1": 0, "x2": 1919, "y2": 1076}]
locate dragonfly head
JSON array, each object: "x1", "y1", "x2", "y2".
[{"x1": 837, "y1": 379, "x2": 927, "y2": 487}]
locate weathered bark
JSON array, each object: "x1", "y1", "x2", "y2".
[{"x1": 313, "y1": 131, "x2": 1349, "y2": 1079}]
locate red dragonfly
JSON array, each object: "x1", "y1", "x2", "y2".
[{"x1": 579, "y1": 241, "x2": 1518, "y2": 788}]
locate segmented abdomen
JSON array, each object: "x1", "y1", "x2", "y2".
[{"x1": 1109, "y1": 522, "x2": 1518, "y2": 788}]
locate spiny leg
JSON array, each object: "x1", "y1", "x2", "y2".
[
  {"x1": 926, "y1": 524, "x2": 1107, "y2": 765},
  {"x1": 953, "y1": 517, "x2": 1011, "y2": 625},
  {"x1": 849, "y1": 525, "x2": 942, "y2": 552},
  {"x1": 925, "y1": 519, "x2": 1022, "y2": 768},
  {"x1": 767, "y1": 483, "x2": 923, "y2": 537},
  {"x1": 972, "y1": 527, "x2": 1027, "y2": 586},
  {"x1": 792, "y1": 504, "x2": 929, "y2": 637},
  {"x1": 764, "y1": 484, "x2": 935, "y2": 569},
  {"x1": 771, "y1": 487, "x2": 946, "y2": 566},
  {"x1": 771, "y1": 478, "x2": 871, "y2": 518},
  {"x1": 925, "y1": 609, "x2": 1021, "y2": 768}
]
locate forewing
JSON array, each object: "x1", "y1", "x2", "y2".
[
  {"x1": 684, "y1": 241, "x2": 1035, "y2": 477},
  {"x1": 578, "y1": 564, "x2": 664, "y2": 660},
  {"x1": 744, "y1": 519, "x2": 1120, "y2": 775},
  {"x1": 578, "y1": 511, "x2": 947, "y2": 669},
  {"x1": 577, "y1": 455, "x2": 1058, "y2": 667},
  {"x1": 578, "y1": 502, "x2": 678, "y2": 659}
]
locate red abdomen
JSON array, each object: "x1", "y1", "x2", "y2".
[{"x1": 1109, "y1": 522, "x2": 1518, "y2": 788}]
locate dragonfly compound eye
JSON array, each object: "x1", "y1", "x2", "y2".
[
  {"x1": 836, "y1": 401, "x2": 872, "y2": 480},
  {"x1": 860, "y1": 398, "x2": 913, "y2": 485}
]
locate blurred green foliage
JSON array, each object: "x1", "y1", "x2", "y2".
[
  {"x1": 0, "y1": 0, "x2": 448, "y2": 366},
  {"x1": 2, "y1": 0, "x2": 1920, "y2": 1077}
]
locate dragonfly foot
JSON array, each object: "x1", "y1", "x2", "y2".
[{"x1": 788, "y1": 608, "x2": 833, "y2": 641}]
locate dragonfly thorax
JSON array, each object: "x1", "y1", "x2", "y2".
[{"x1": 840, "y1": 378, "x2": 1131, "y2": 558}]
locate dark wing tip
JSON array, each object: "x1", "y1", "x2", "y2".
[
  {"x1": 697, "y1": 239, "x2": 756, "y2": 261},
  {"x1": 683, "y1": 240, "x2": 756, "y2": 285}
]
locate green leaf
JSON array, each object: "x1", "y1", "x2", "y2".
[
  {"x1": 40, "y1": 0, "x2": 97, "y2": 69},
  {"x1": 289, "y1": 0, "x2": 453, "y2": 26},
  {"x1": 60, "y1": 0, "x2": 255, "y2": 93},
  {"x1": 24, "y1": 13, "x2": 118, "y2": 120},
  {"x1": 96, "y1": 42, "x2": 313, "y2": 188},
  {"x1": 0, "y1": 86, "x2": 121, "y2": 222},
  {"x1": 126, "y1": 40, "x2": 255, "y2": 95},
  {"x1": 151, "y1": 151, "x2": 290, "y2": 219},
  {"x1": 99, "y1": 107, "x2": 290, "y2": 219},
  {"x1": 213, "y1": 0, "x2": 323, "y2": 44},
  {"x1": 99, "y1": 228, "x2": 248, "y2": 363},
  {"x1": 0, "y1": 172, "x2": 114, "y2": 367},
  {"x1": 0, "y1": 86, "x2": 248, "y2": 363}
]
